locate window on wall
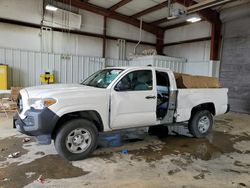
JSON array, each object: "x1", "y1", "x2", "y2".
[{"x1": 117, "y1": 70, "x2": 153, "y2": 91}]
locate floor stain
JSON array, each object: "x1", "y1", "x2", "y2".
[
  {"x1": 193, "y1": 173, "x2": 205, "y2": 180},
  {"x1": 0, "y1": 137, "x2": 31, "y2": 162},
  {"x1": 234, "y1": 161, "x2": 250, "y2": 168},
  {"x1": 130, "y1": 130, "x2": 250, "y2": 162},
  {"x1": 0, "y1": 155, "x2": 89, "y2": 188},
  {"x1": 93, "y1": 129, "x2": 250, "y2": 163},
  {"x1": 168, "y1": 168, "x2": 181, "y2": 175}
]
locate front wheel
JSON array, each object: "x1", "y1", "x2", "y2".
[
  {"x1": 188, "y1": 110, "x2": 213, "y2": 138},
  {"x1": 55, "y1": 119, "x2": 98, "y2": 161}
]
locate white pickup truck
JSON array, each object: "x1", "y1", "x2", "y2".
[{"x1": 14, "y1": 66, "x2": 229, "y2": 160}]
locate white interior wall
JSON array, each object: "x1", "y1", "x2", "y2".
[
  {"x1": 0, "y1": 0, "x2": 156, "y2": 59},
  {"x1": 0, "y1": 0, "x2": 43, "y2": 24},
  {"x1": 163, "y1": 21, "x2": 212, "y2": 75},
  {"x1": 164, "y1": 41, "x2": 210, "y2": 62},
  {"x1": 106, "y1": 19, "x2": 156, "y2": 43},
  {"x1": 0, "y1": 23, "x2": 41, "y2": 51},
  {"x1": 105, "y1": 40, "x2": 156, "y2": 59},
  {"x1": 164, "y1": 21, "x2": 211, "y2": 44}
]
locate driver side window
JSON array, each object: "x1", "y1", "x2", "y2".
[{"x1": 115, "y1": 70, "x2": 153, "y2": 91}]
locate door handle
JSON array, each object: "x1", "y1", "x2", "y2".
[{"x1": 145, "y1": 96, "x2": 156, "y2": 99}]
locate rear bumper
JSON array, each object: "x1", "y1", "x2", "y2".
[
  {"x1": 13, "y1": 108, "x2": 59, "y2": 144},
  {"x1": 225, "y1": 104, "x2": 230, "y2": 114}
]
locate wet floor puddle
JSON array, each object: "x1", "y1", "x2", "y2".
[
  {"x1": 130, "y1": 131, "x2": 250, "y2": 162},
  {"x1": 95, "y1": 130, "x2": 250, "y2": 163},
  {"x1": 0, "y1": 137, "x2": 88, "y2": 188},
  {"x1": 0, "y1": 155, "x2": 89, "y2": 188}
]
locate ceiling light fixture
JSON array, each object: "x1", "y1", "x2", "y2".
[
  {"x1": 45, "y1": 4, "x2": 58, "y2": 11},
  {"x1": 186, "y1": 17, "x2": 201, "y2": 23}
]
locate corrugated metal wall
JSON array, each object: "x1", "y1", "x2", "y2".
[
  {"x1": 220, "y1": 3, "x2": 250, "y2": 114},
  {"x1": 129, "y1": 56, "x2": 185, "y2": 73},
  {"x1": 0, "y1": 47, "x2": 218, "y2": 88},
  {"x1": 0, "y1": 47, "x2": 105, "y2": 87},
  {"x1": 184, "y1": 61, "x2": 220, "y2": 77},
  {"x1": 105, "y1": 58, "x2": 129, "y2": 67}
]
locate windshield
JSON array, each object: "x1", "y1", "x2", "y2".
[{"x1": 81, "y1": 69, "x2": 123, "y2": 88}]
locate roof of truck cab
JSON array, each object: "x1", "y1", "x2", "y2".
[{"x1": 105, "y1": 66, "x2": 172, "y2": 72}]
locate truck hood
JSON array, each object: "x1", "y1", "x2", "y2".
[{"x1": 24, "y1": 84, "x2": 105, "y2": 98}]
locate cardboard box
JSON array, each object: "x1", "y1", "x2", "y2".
[
  {"x1": 173, "y1": 72, "x2": 220, "y2": 88},
  {"x1": 11, "y1": 87, "x2": 22, "y2": 101}
]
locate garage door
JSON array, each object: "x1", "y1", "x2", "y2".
[{"x1": 220, "y1": 9, "x2": 250, "y2": 114}]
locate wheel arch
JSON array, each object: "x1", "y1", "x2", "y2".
[
  {"x1": 191, "y1": 102, "x2": 216, "y2": 118},
  {"x1": 52, "y1": 110, "x2": 104, "y2": 139}
]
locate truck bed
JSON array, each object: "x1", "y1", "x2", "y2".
[{"x1": 175, "y1": 88, "x2": 228, "y2": 122}]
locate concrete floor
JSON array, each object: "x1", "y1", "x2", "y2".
[{"x1": 0, "y1": 112, "x2": 250, "y2": 188}]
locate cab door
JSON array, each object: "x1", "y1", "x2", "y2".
[{"x1": 110, "y1": 69, "x2": 157, "y2": 129}]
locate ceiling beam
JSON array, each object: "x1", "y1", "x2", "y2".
[
  {"x1": 132, "y1": 1, "x2": 168, "y2": 18},
  {"x1": 150, "y1": 18, "x2": 168, "y2": 25},
  {"x1": 56, "y1": 0, "x2": 162, "y2": 35},
  {"x1": 108, "y1": 0, "x2": 133, "y2": 12},
  {"x1": 164, "y1": 36, "x2": 211, "y2": 46},
  {"x1": 163, "y1": 20, "x2": 204, "y2": 30}
]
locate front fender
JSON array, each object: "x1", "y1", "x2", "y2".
[{"x1": 49, "y1": 104, "x2": 110, "y2": 131}]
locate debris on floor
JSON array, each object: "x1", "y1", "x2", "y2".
[
  {"x1": 8, "y1": 151, "x2": 20, "y2": 158},
  {"x1": 25, "y1": 172, "x2": 36, "y2": 179},
  {"x1": 121, "y1": 149, "x2": 128, "y2": 154},
  {"x1": 36, "y1": 175, "x2": 46, "y2": 184},
  {"x1": 193, "y1": 173, "x2": 205, "y2": 180},
  {"x1": 22, "y1": 138, "x2": 31, "y2": 143}
]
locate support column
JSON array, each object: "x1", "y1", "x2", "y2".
[
  {"x1": 210, "y1": 21, "x2": 221, "y2": 60},
  {"x1": 156, "y1": 30, "x2": 164, "y2": 55},
  {"x1": 102, "y1": 16, "x2": 107, "y2": 58}
]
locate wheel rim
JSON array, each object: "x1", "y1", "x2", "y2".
[
  {"x1": 66, "y1": 128, "x2": 92, "y2": 154},
  {"x1": 198, "y1": 116, "x2": 210, "y2": 134}
]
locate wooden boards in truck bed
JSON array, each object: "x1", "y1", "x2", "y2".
[{"x1": 173, "y1": 72, "x2": 220, "y2": 88}]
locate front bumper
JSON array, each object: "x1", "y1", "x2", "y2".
[{"x1": 13, "y1": 108, "x2": 59, "y2": 144}]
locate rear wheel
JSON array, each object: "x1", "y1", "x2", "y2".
[
  {"x1": 55, "y1": 119, "x2": 98, "y2": 161},
  {"x1": 188, "y1": 110, "x2": 213, "y2": 138}
]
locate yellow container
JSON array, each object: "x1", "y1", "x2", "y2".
[
  {"x1": 0, "y1": 65, "x2": 8, "y2": 90},
  {"x1": 40, "y1": 73, "x2": 54, "y2": 84}
]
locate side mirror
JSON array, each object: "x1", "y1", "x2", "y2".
[{"x1": 115, "y1": 81, "x2": 130, "y2": 91}]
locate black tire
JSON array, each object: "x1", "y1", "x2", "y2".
[
  {"x1": 188, "y1": 110, "x2": 213, "y2": 138},
  {"x1": 55, "y1": 119, "x2": 98, "y2": 161}
]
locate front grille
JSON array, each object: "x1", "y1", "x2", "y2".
[{"x1": 17, "y1": 94, "x2": 23, "y2": 113}]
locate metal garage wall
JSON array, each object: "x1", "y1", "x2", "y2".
[
  {"x1": 105, "y1": 58, "x2": 129, "y2": 67},
  {"x1": 106, "y1": 55, "x2": 218, "y2": 77},
  {"x1": 0, "y1": 47, "x2": 105, "y2": 87},
  {"x1": 220, "y1": 3, "x2": 250, "y2": 114},
  {"x1": 0, "y1": 46, "x2": 219, "y2": 88},
  {"x1": 184, "y1": 61, "x2": 220, "y2": 77},
  {"x1": 129, "y1": 55, "x2": 185, "y2": 73}
]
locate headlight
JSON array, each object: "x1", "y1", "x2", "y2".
[{"x1": 29, "y1": 98, "x2": 57, "y2": 109}]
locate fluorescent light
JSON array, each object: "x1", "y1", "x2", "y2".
[
  {"x1": 186, "y1": 17, "x2": 201, "y2": 23},
  {"x1": 45, "y1": 5, "x2": 58, "y2": 11}
]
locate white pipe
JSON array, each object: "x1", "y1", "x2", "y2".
[
  {"x1": 168, "y1": 0, "x2": 171, "y2": 18},
  {"x1": 123, "y1": 40, "x2": 126, "y2": 59},
  {"x1": 187, "y1": 0, "x2": 234, "y2": 14},
  {"x1": 133, "y1": 18, "x2": 143, "y2": 55}
]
